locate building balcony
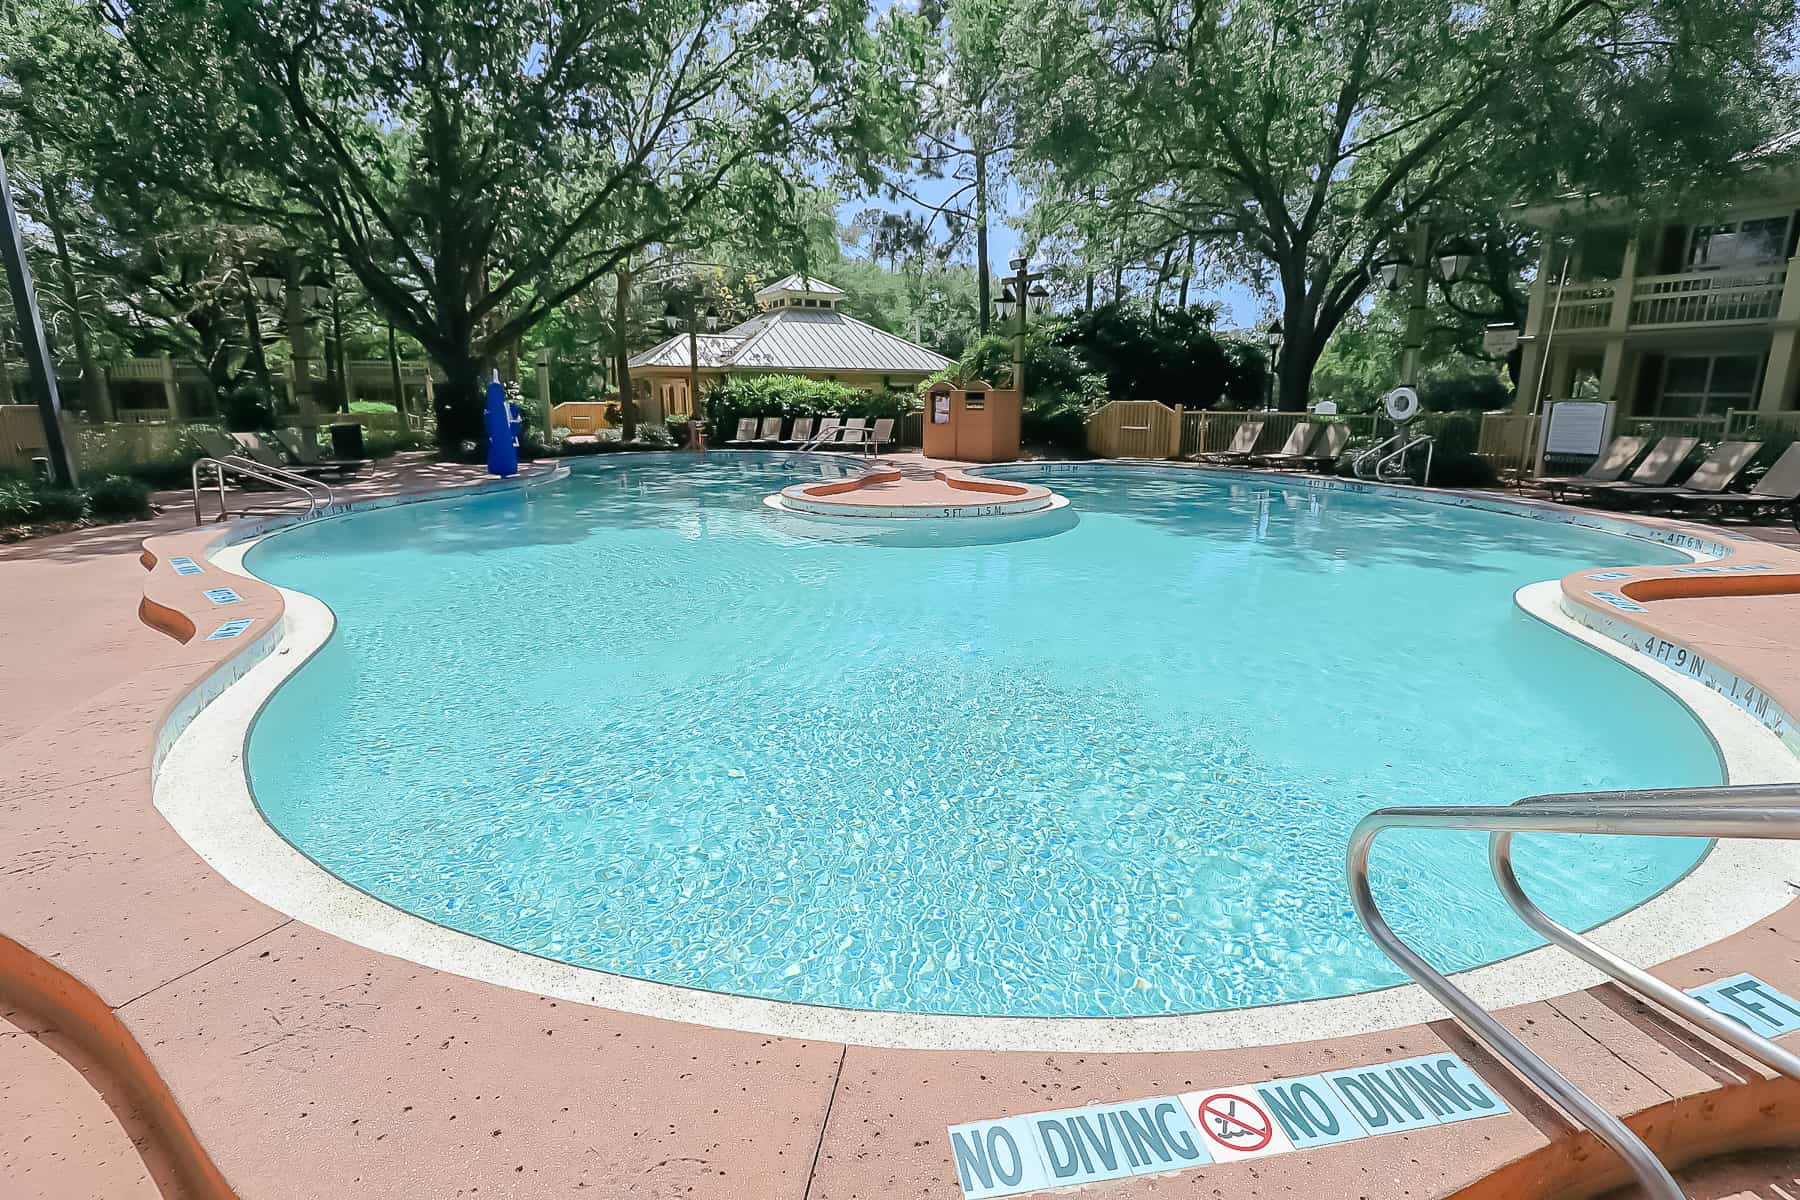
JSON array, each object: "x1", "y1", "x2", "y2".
[{"x1": 1545, "y1": 265, "x2": 1790, "y2": 333}]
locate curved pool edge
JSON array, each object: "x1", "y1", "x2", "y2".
[{"x1": 145, "y1": 456, "x2": 1800, "y2": 1053}]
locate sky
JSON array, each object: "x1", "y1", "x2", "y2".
[{"x1": 834, "y1": 171, "x2": 1268, "y2": 329}]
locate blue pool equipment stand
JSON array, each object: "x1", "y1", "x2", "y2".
[{"x1": 484, "y1": 373, "x2": 519, "y2": 477}]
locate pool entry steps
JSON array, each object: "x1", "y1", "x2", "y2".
[{"x1": 1353, "y1": 780, "x2": 1800, "y2": 1199}]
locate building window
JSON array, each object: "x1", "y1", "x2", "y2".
[
  {"x1": 1689, "y1": 215, "x2": 1792, "y2": 269},
  {"x1": 1657, "y1": 353, "x2": 1763, "y2": 416}
]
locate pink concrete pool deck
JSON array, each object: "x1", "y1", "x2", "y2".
[{"x1": 4, "y1": 451, "x2": 1800, "y2": 1200}]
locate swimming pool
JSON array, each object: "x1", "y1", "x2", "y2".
[{"x1": 242, "y1": 454, "x2": 1719, "y2": 1019}]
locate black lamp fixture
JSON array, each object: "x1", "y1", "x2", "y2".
[
  {"x1": 248, "y1": 257, "x2": 286, "y2": 303},
  {"x1": 1435, "y1": 236, "x2": 1477, "y2": 283},
  {"x1": 995, "y1": 283, "x2": 1019, "y2": 321},
  {"x1": 299, "y1": 263, "x2": 333, "y2": 307},
  {"x1": 1026, "y1": 281, "x2": 1051, "y2": 316},
  {"x1": 704, "y1": 305, "x2": 720, "y2": 333},
  {"x1": 1265, "y1": 318, "x2": 1284, "y2": 351},
  {"x1": 663, "y1": 299, "x2": 681, "y2": 331}
]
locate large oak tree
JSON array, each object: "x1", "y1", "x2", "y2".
[
  {"x1": 23, "y1": 0, "x2": 894, "y2": 447},
  {"x1": 1015, "y1": 0, "x2": 1798, "y2": 409}
]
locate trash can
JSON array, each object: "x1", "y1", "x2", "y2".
[{"x1": 329, "y1": 422, "x2": 365, "y2": 460}]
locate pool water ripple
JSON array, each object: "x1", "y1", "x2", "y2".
[{"x1": 244, "y1": 455, "x2": 1718, "y2": 1017}]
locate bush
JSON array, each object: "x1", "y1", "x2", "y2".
[
  {"x1": 0, "y1": 479, "x2": 39, "y2": 523},
  {"x1": 85, "y1": 475, "x2": 152, "y2": 520},
  {"x1": 705, "y1": 375, "x2": 865, "y2": 436},
  {"x1": 221, "y1": 383, "x2": 277, "y2": 432},
  {"x1": 33, "y1": 487, "x2": 87, "y2": 521},
  {"x1": 1055, "y1": 303, "x2": 1264, "y2": 409},
  {"x1": 1419, "y1": 374, "x2": 1509, "y2": 413}
]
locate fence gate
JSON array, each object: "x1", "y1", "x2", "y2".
[{"x1": 1087, "y1": 400, "x2": 1182, "y2": 458}]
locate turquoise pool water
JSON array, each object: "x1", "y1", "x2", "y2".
[{"x1": 244, "y1": 454, "x2": 1719, "y2": 1018}]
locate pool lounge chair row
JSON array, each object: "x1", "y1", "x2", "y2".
[
  {"x1": 1198, "y1": 419, "x2": 1349, "y2": 472},
  {"x1": 1544, "y1": 435, "x2": 1800, "y2": 520},
  {"x1": 194, "y1": 428, "x2": 369, "y2": 479},
  {"x1": 724, "y1": 416, "x2": 894, "y2": 453}
]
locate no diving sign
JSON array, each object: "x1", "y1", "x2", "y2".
[
  {"x1": 948, "y1": 1052, "x2": 1508, "y2": 1198},
  {"x1": 1185, "y1": 1089, "x2": 1293, "y2": 1161}
]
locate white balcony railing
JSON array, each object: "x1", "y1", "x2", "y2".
[
  {"x1": 1630, "y1": 266, "x2": 1787, "y2": 326},
  {"x1": 1546, "y1": 282, "x2": 1615, "y2": 330},
  {"x1": 1546, "y1": 265, "x2": 1790, "y2": 331}
]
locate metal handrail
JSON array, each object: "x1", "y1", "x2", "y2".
[
  {"x1": 1352, "y1": 431, "x2": 1404, "y2": 479},
  {"x1": 1375, "y1": 433, "x2": 1435, "y2": 486},
  {"x1": 191, "y1": 456, "x2": 333, "y2": 525},
  {"x1": 1349, "y1": 783, "x2": 1800, "y2": 1200}
]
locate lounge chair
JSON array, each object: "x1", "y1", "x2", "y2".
[
  {"x1": 1250, "y1": 422, "x2": 1318, "y2": 468},
  {"x1": 780, "y1": 417, "x2": 816, "y2": 447},
  {"x1": 1608, "y1": 441, "x2": 1762, "y2": 508},
  {"x1": 807, "y1": 416, "x2": 844, "y2": 448},
  {"x1": 1672, "y1": 442, "x2": 1800, "y2": 520},
  {"x1": 1200, "y1": 419, "x2": 1265, "y2": 464},
  {"x1": 1566, "y1": 436, "x2": 1700, "y2": 500},
  {"x1": 263, "y1": 428, "x2": 369, "y2": 477},
  {"x1": 1537, "y1": 436, "x2": 1649, "y2": 501},
  {"x1": 1298, "y1": 422, "x2": 1350, "y2": 472},
  {"x1": 726, "y1": 417, "x2": 759, "y2": 445},
  {"x1": 751, "y1": 416, "x2": 784, "y2": 445},
  {"x1": 867, "y1": 417, "x2": 895, "y2": 453}
]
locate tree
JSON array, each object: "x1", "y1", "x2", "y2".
[
  {"x1": 875, "y1": 0, "x2": 1035, "y2": 333},
  {"x1": 1015, "y1": 0, "x2": 1798, "y2": 409},
  {"x1": 20, "y1": 0, "x2": 893, "y2": 450}
]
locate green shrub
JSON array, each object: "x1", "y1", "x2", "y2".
[
  {"x1": 705, "y1": 375, "x2": 865, "y2": 437},
  {"x1": 221, "y1": 383, "x2": 277, "y2": 432},
  {"x1": 85, "y1": 475, "x2": 152, "y2": 520},
  {"x1": 33, "y1": 487, "x2": 87, "y2": 521},
  {"x1": 0, "y1": 479, "x2": 40, "y2": 523}
]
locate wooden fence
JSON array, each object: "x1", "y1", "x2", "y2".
[{"x1": 1087, "y1": 400, "x2": 1185, "y2": 458}]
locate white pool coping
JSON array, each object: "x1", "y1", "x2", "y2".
[{"x1": 153, "y1": 467, "x2": 1800, "y2": 1053}]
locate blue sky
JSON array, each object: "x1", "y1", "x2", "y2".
[{"x1": 834, "y1": 174, "x2": 1267, "y2": 328}]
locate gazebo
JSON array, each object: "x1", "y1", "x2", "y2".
[{"x1": 628, "y1": 274, "x2": 950, "y2": 420}]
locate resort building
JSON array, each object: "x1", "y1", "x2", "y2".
[
  {"x1": 1513, "y1": 132, "x2": 1800, "y2": 423},
  {"x1": 627, "y1": 273, "x2": 951, "y2": 420}
]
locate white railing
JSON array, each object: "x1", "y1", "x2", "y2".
[
  {"x1": 1630, "y1": 266, "x2": 1788, "y2": 326},
  {"x1": 1545, "y1": 282, "x2": 1615, "y2": 330}
]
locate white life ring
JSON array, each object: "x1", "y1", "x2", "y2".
[{"x1": 1383, "y1": 386, "x2": 1421, "y2": 424}]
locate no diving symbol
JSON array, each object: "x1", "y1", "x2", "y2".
[{"x1": 1197, "y1": 1092, "x2": 1273, "y2": 1152}]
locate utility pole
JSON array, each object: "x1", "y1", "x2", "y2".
[{"x1": 0, "y1": 144, "x2": 78, "y2": 487}]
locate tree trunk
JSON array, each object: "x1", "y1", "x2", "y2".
[
  {"x1": 435, "y1": 348, "x2": 486, "y2": 454},
  {"x1": 386, "y1": 322, "x2": 405, "y2": 421},
  {"x1": 614, "y1": 265, "x2": 635, "y2": 441},
  {"x1": 1276, "y1": 321, "x2": 1317, "y2": 412},
  {"x1": 241, "y1": 275, "x2": 275, "y2": 398},
  {"x1": 41, "y1": 174, "x2": 110, "y2": 419},
  {"x1": 974, "y1": 149, "x2": 990, "y2": 335}
]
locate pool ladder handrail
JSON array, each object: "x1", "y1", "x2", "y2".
[
  {"x1": 191, "y1": 455, "x2": 334, "y2": 525},
  {"x1": 1351, "y1": 431, "x2": 1404, "y2": 479},
  {"x1": 1349, "y1": 782, "x2": 1800, "y2": 1200}
]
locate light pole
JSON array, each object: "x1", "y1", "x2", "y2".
[
  {"x1": 663, "y1": 296, "x2": 719, "y2": 452},
  {"x1": 1379, "y1": 223, "x2": 1476, "y2": 388},
  {"x1": 0, "y1": 144, "x2": 78, "y2": 487},
  {"x1": 994, "y1": 256, "x2": 1049, "y2": 404},
  {"x1": 1264, "y1": 319, "x2": 1284, "y2": 410}
]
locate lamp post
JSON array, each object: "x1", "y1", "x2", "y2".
[
  {"x1": 1264, "y1": 319, "x2": 1284, "y2": 410},
  {"x1": 0, "y1": 144, "x2": 78, "y2": 487},
  {"x1": 994, "y1": 256, "x2": 1048, "y2": 403},
  {"x1": 1380, "y1": 222, "x2": 1476, "y2": 388},
  {"x1": 663, "y1": 296, "x2": 719, "y2": 452}
]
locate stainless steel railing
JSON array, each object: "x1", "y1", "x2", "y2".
[
  {"x1": 1349, "y1": 783, "x2": 1800, "y2": 1200},
  {"x1": 191, "y1": 456, "x2": 334, "y2": 524}
]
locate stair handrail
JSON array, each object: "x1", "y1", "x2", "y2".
[
  {"x1": 190, "y1": 456, "x2": 332, "y2": 525},
  {"x1": 1348, "y1": 782, "x2": 1800, "y2": 1200},
  {"x1": 1352, "y1": 431, "x2": 1404, "y2": 479},
  {"x1": 1375, "y1": 433, "x2": 1436, "y2": 486}
]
